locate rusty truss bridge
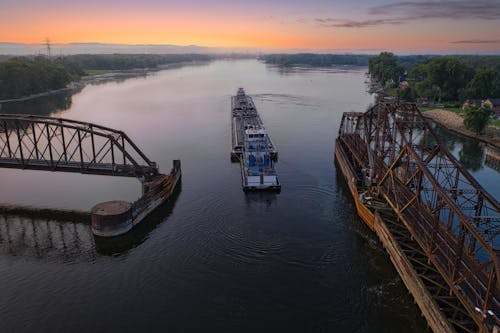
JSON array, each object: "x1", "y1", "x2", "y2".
[
  {"x1": 0, "y1": 114, "x2": 158, "y2": 180},
  {"x1": 337, "y1": 102, "x2": 499, "y2": 332}
]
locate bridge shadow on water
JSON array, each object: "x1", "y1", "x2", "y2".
[
  {"x1": 0, "y1": 182, "x2": 182, "y2": 259},
  {"x1": 0, "y1": 206, "x2": 94, "y2": 261}
]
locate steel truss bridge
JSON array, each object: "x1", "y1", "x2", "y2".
[
  {"x1": 0, "y1": 114, "x2": 158, "y2": 180},
  {"x1": 338, "y1": 102, "x2": 499, "y2": 332}
]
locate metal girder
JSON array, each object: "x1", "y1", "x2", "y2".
[
  {"x1": 0, "y1": 114, "x2": 158, "y2": 180},
  {"x1": 338, "y1": 102, "x2": 499, "y2": 332}
]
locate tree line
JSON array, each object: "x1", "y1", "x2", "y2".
[
  {"x1": 260, "y1": 53, "x2": 371, "y2": 67},
  {"x1": 66, "y1": 53, "x2": 211, "y2": 70},
  {"x1": 261, "y1": 53, "x2": 439, "y2": 69},
  {"x1": 0, "y1": 56, "x2": 78, "y2": 99},
  {"x1": 369, "y1": 52, "x2": 500, "y2": 134},
  {"x1": 0, "y1": 54, "x2": 212, "y2": 100},
  {"x1": 368, "y1": 52, "x2": 500, "y2": 102},
  {"x1": 261, "y1": 52, "x2": 500, "y2": 104}
]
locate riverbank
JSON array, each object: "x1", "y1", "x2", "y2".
[
  {"x1": 0, "y1": 59, "x2": 211, "y2": 104},
  {"x1": 422, "y1": 108, "x2": 500, "y2": 148},
  {"x1": 79, "y1": 60, "x2": 210, "y2": 86},
  {"x1": 0, "y1": 67, "x2": 158, "y2": 104},
  {"x1": 0, "y1": 82, "x2": 83, "y2": 104}
]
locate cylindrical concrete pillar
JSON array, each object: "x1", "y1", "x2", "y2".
[{"x1": 91, "y1": 201, "x2": 133, "y2": 237}]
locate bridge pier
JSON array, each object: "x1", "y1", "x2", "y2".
[
  {"x1": 91, "y1": 160, "x2": 181, "y2": 237},
  {"x1": 91, "y1": 201, "x2": 133, "y2": 237},
  {"x1": 0, "y1": 114, "x2": 182, "y2": 238}
]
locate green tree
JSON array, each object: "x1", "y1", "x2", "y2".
[
  {"x1": 411, "y1": 57, "x2": 472, "y2": 101},
  {"x1": 368, "y1": 52, "x2": 404, "y2": 87},
  {"x1": 0, "y1": 56, "x2": 74, "y2": 99},
  {"x1": 463, "y1": 106, "x2": 493, "y2": 135},
  {"x1": 461, "y1": 67, "x2": 500, "y2": 100},
  {"x1": 399, "y1": 86, "x2": 416, "y2": 102}
]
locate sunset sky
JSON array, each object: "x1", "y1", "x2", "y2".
[{"x1": 1, "y1": 0, "x2": 500, "y2": 54}]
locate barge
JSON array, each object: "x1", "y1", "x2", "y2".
[{"x1": 231, "y1": 88, "x2": 280, "y2": 191}]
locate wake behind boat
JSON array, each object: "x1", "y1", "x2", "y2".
[{"x1": 230, "y1": 88, "x2": 280, "y2": 191}]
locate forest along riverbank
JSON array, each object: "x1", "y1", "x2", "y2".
[
  {"x1": 423, "y1": 108, "x2": 500, "y2": 148},
  {"x1": 0, "y1": 54, "x2": 213, "y2": 103},
  {"x1": 0, "y1": 61, "x2": 212, "y2": 104}
]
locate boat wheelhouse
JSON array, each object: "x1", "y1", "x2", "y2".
[{"x1": 241, "y1": 128, "x2": 280, "y2": 191}]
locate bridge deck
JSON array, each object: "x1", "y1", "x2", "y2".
[{"x1": 0, "y1": 158, "x2": 155, "y2": 177}]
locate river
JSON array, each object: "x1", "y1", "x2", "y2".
[{"x1": 0, "y1": 59, "x2": 497, "y2": 332}]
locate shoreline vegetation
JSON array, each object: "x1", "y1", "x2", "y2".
[
  {"x1": 0, "y1": 54, "x2": 213, "y2": 103},
  {"x1": 366, "y1": 52, "x2": 500, "y2": 148},
  {"x1": 260, "y1": 53, "x2": 371, "y2": 67},
  {"x1": 423, "y1": 109, "x2": 500, "y2": 148},
  {"x1": 2, "y1": 52, "x2": 499, "y2": 149},
  {"x1": 262, "y1": 52, "x2": 500, "y2": 148}
]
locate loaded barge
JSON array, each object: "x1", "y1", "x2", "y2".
[{"x1": 231, "y1": 88, "x2": 280, "y2": 191}]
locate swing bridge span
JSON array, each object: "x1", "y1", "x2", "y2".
[
  {"x1": 336, "y1": 102, "x2": 499, "y2": 333},
  {"x1": 0, "y1": 114, "x2": 158, "y2": 179}
]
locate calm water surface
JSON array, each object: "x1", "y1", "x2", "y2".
[{"x1": 1, "y1": 59, "x2": 495, "y2": 332}]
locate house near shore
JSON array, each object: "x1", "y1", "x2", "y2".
[
  {"x1": 462, "y1": 98, "x2": 500, "y2": 119},
  {"x1": 462, "y1": 99, "x2": 483, "y2": 109},
  {"x1": 417, "y1": 97, "x2": 430, "y2": 107},
  {"x1": 398, "y1": 81, "x2": 409, "y2": 90},
  {"x1": 483, "y1": 98, "x2": 500, "y2": 119}
]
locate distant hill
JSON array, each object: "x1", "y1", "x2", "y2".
[{"x1": 0, "y1": 42, "x2": 212, "y2": 55}]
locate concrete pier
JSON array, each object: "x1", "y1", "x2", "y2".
[
  {"x1": 91, "y1": 201, "x2": 133, "y2": 237},
  {"x1": 91, "y1": 160, "x2": 181, "y2": 237}
]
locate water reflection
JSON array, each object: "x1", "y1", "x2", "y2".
[
  {"x1": 265, "y1": 64, "x2": 366, "y2": 76},
  {"x1": 0, "y1": 209, "x2": 95, "y2": 261},
  {"x1": 432, "y1": 124, "x2": 486, "y2": 172},
  {"x1": 0, "y1": 90, "x2": 75, "y2": 116},
  {"x1": 0, "y1": 183, "x2": 181, "y2": 259},
  {"x1": 459, "y1": 140, "x2": 484, "y2": 171},
  {"x1": 83, "y1": 71, "x2": 148, "y2": 86}
]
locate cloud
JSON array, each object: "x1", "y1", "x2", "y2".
[
  {"x1": 317, "y1": 0, "x2": 500, "y2": 28},
  {"x1": 369, "y1": 0, "x2": 500, "y2": 20},
  {"x1": 451, "y1": 39, "x2": 500, "y2": 44},
  {"x1": 316, "y1": 18, "x2": 403, "y2": 28}
]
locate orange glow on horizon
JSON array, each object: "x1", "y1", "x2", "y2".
[{"x1": 1, "y1": 2, "x2": 499, "y2": 53}]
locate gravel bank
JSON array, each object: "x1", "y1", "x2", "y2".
[{"x1": 423, "y1": 109, "x2": 500, "y2": 147}]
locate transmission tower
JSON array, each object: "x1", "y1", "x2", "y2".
[{"x1": 44, "y1": 37, "x2": 51, "y2": 57}]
